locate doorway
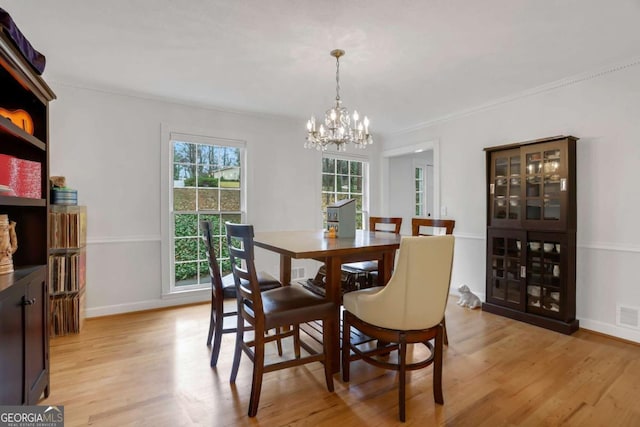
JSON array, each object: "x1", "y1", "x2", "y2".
[{"x1": 380, "y1": 140, "x2": 439, "y2": 235}]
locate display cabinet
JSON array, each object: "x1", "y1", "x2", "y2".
[
  {"x1": 0, "y1": 28, "x2": 55, "y2": 404},
  {"x1": 483, "y1": 136, "x2": 578, "y2": 334}
]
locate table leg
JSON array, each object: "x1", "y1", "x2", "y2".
[
  {"x1": 279, "y1": 255, "x2": 291, "y2": 286},
  {"x1": 378, "y1": 249, "x2": 394, "y2": 286},
  {"x1": 324, "y1": 256, "x2": 342, "y2": 374}
]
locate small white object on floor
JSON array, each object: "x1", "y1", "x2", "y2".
[{"x1": 457, "y1": 284, "x2": 481, "y2": 309}]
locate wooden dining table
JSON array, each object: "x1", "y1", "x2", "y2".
[{"x1": 253, "y1": 229, "x2": 402, "y2": 373}]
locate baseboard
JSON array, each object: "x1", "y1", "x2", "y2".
[
  {"x1": 86, "y1": 290, "x2": 209, "y2": 318},
  {"x1": 578, "y1": 318, "x2": 640, "y2": 344}
]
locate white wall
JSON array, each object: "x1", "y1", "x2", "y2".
[
  {"x1": 386, "y1": 152, "x2": 433, "y2": 235},
  {"x1": 49, "y1": 84, "x2": 380, "y2": 316},
  {"x1": 48, "y1": 63, "x2": 640, "y2": 342},
  {"x1": 380, "y1": 63, "x2": 640, "y2": 342}
]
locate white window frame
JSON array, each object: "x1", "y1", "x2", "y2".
[
  {"x1": 414, "y1": 163, "x2": 426, "y2": 217},
  {"x1": 321, "y1": 152, "x2": 370, "y2": 230},
  {"x1": 161, "y1": 125, "x2": 246, "y2": 297}
]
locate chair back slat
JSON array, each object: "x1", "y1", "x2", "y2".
[
  {"x1": 225, "y1": 222, "x2": 264, "y2": 318},
  {"x1": 411, "y1": 218, "x2": 455, "y2": 236},
  {"x1": 369, "y1": 216, "x2": 402, "y2": 234},
  {"x1": 200, "y1": 221, "x2": 224, "y2": 294}
]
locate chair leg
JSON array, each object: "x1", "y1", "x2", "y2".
[
  {"x1": 248, "y1": 329, "x2": 265, "y2": 417},
  {"x1": 433, "y1": 325, "x2": 444, "y2": 404},
  {"x1": 229, "y1": 312, "x2": 244, "y2": 383},
  {"x1": 206, "y1": 293, "x2": 215, "y2": 346},
  {"x1": 398, "y1": 335, "x2": 407, "y2": 422},
  {"x1": 341, "y1": 314, "x2": 351, "y2": 382},
  {"x1": 210, "y1": 299, "x2": 225, "y2": 367},
  {"x1": 293, "y1": 324, "x2": 301, "y2": 359},
  {"x1": 322, "y1": 317, "x2": 334, "y2": 392},
  {"x1": 275, "y1": 327, "x2": 283, "y2": 356},
  {"x1": 442, "y1": 315, "x2": 449, "y2": 346}
]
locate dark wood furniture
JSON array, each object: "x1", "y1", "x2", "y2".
[
  {"x1": 0, "y1": 30, "x2": 55, "y2": 404},
  {"x1": 200, "y1": 220, "x2": 281, "y2": 367},
  {"x1": 342, "y1": 235, "x2": 455, "y2": 422},
  {"x1": 253, "y1": 229, "x2": 402, "y2": 372},
  {"x1": 342, "y1": 216, "x2": 403, "y2": 284},
  {"x1": 225, "y1": 223, "x2": 335, "y2": 417},
  {"x1": 411, "y1": 217, "x2": 455, "y2": 345},
  {"x1": 482, "y1": 135, "x2": 578, "y2": 334},
  {"x1": 412, "y1": 218, "x2": 455, "y2": 236}
]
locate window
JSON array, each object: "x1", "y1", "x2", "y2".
[
  {"x1": 321, "y1": 156, "x2": 368, "y2": 229},
  {"x1": 170, "y1": 137, "x2": 244, "y2": 292},
  {"x1": 415, "y1": 166, "x2": 425, "y2": 216}
]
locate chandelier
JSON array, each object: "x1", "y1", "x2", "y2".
[{"x1": 305, "y1": 49, "x2": 372, "y2": 152}]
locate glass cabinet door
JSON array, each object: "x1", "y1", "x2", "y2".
[
  {"x1": 487, "y1": 230, "x2": 525, "y2": 310},
  {"x1": 523, "y1": 142, "x2": 568, "y2": 230},
  {"x1": 525, "y1": 235, "x2": 564, "y2": 319},
  {"x1": 490, "y1": 149, "x2": 521, "y2": 225}
]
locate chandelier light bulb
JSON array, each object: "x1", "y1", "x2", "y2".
[{"x1": 304, "y1": 49, "x2": 372, "y2": 151}]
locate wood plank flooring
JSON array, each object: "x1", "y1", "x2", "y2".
[{"x1": 42, "y1": 300, "x2": 640, "y2": 426}]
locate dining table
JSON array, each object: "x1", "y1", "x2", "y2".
[{"x1": 253, "y1": 229, "x2": 402, "y2": 373}]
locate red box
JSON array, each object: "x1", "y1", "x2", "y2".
[
  {"x1": 0, "y1": 154, "x2": 41, "y2": 198},
  {"x1": 0, "y1": 153, "x2": 18, "y2": 196}
]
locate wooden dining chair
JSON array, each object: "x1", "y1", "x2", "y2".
[
  {"x1": 342, "y1": 235, "x2": 455, "y2": 422},
  {"x1": 200, "y1": 220, "x2": 282, "y2": 367},
  {"x1": 411, "y1": 217, "x2": 455, "y2": 345},
  {"x1": 342, "y1": 216, "x2": 403, "y2": 287},
  {"x1": 411, "y1": 218, "x2": 455, "y2": 237},
  {"x1": 225, "y1": 222, "x2": 336, "y2": 417}
]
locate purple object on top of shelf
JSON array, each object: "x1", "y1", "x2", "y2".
[{"x1": 0, "y1": 7, "x2": 46, "y2": 74}]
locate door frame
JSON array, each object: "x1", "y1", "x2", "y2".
[{"x1": 380, "y1": 139, "x2": 440, "y2": 220}]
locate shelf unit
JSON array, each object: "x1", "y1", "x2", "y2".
[
  {"x1": 482, "y1": 136, "x2": 578, "y2": 334},
  {"x1": 0, "y1": 30, "x2": 56, "y2": 404},
  {"x1": 49, "y1": 205, "x2": 87, "y2": 336}
]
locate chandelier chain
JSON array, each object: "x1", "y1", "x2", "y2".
[{"x1": 335, "y1": 55, "x2": 341, "y2": 102}]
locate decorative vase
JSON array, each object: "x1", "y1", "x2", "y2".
[{"x1": 0, "y1": 214, "x2": 18, "y2": 275}]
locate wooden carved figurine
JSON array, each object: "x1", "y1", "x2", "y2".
[{"x1": 0, "y1": 214, "x2": 18, "y2": 275}]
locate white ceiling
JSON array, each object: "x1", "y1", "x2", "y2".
[{"x1": 5, "y1": 0, "x2": 640, "y2": 136}]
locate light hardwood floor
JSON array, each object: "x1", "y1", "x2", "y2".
[{"x1": 42, "y1": 300, "x2": 640, "y2": 426}]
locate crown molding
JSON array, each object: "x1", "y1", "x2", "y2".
[
  {"x1": 48, "y1": 78, "x2": 301, "y2": 124},
  {"x1": 391, "y1": 56, "x2": 640, "y2": 137}
]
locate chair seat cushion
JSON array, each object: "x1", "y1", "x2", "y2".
[
  {"x1": 261, "y1": 285, "x2": 335, "y2": 329},
  {"x1": 221, "y1": 271, "x2": 281, "y2": 299},
  {"x1": 342, "y1": 260, "x2": 378, "y2": 273}
]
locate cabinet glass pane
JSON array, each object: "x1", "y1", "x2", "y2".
[
  {"x1": 490, "y1": 236, "x2": 522, "y2": 304},
  {"x1": 544, "y1": 198, "x2": 561, "y2": 220},
  {"x1": 526, "y1": 199, "x2": 542, "y2": 220},
  {"x1": 493, "y1": 153, "x2": 521, "y2": 221},
  {"x1": 527, "y1": 238, "x2": 562, "y2": 314}
]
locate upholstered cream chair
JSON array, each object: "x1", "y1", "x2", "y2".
[
  {"x1": 412, "y1": 217, "x2": 455, "y2": 345},
  {"x1": 341, "y1": 235, "x2": 455, "y2": 422}
]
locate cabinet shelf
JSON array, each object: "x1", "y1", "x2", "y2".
[
  {"x1": 0, "y1": 196, "x2": 46, "y2": 207},
  {"x1": 0, "y1": 118, "x2": 46, "y2": 151}
]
